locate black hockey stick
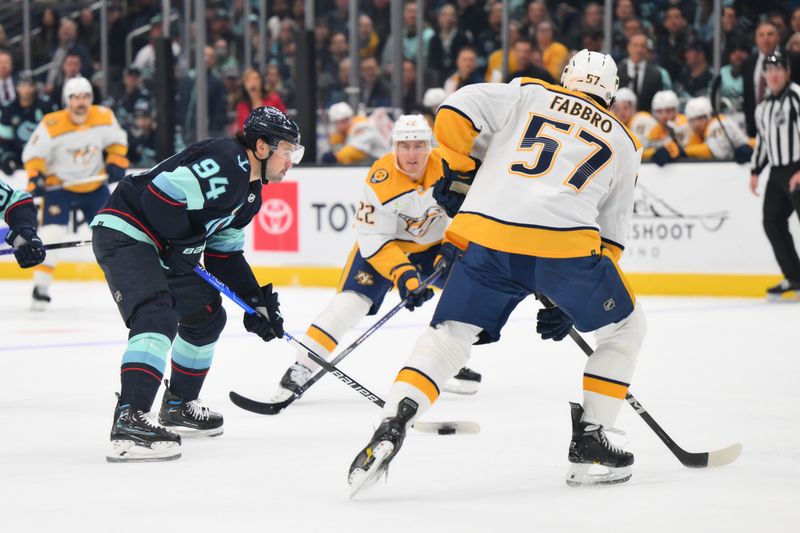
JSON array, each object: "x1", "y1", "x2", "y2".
[
  {"x1": 0, "y1": 239, "x2": 92, "y2": 256},
  {"x1": 195, "y1": 265, "x2": 478, "y2": 435},
  {"x1": 230, "y1": 267, "x2": 445, "y2": 415},
  {"x1": 538, "y1": 295, "x2": 741, "y2": 468},
  {"x1": 709, "y1": 75, "x2": 740, "y2": 154}
]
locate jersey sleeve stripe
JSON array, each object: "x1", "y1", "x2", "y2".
[
  {"x1": 434, "y1": 107, "x2": 482, "y2": 172},
  {"x1": 151, "y1": 167, "x2": 205, "y2": 208},
  {"x1": 146, "y1": 183, "x2": 185, "y2": 206},
  {"x1": 437, "y1": 105, "x2": 481, "y2": 133}
]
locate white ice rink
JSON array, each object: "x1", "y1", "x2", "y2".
[{"x1": 1, "y1": 280, "x2": 798, "y2": 532}]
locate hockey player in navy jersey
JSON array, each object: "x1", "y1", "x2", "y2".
[
  {"x1": 92, "y1": 106, "x2": 304, "y2": 462},
  {"x1": 1, "y1": 177, "x2": 45, "y2": 269}
]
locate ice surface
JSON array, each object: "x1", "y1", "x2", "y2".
[{"x1": 0, "y1": 281, "x2": 797, "y2": 532}]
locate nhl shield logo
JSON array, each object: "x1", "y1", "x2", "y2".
[
  {"x1": 354, "y1": 271, "x2": 374, "y2": 286},
  {"x1": 603, "y1": 298, "x2": 616, "y2": 311}
]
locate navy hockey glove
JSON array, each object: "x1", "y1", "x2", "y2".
[
  {"x1": 397, "y1": 268, "x2": 434, "y2": 311},
  {"x1": 536, "y1": 306, "x2": 573, "y2": 342},
  {"x1": 0, "y1": 152, "x2": 19, "y2": 176},
  {"x1": 733, "y1": 144, "x2": 754, "y2": 165},
  {"x1": 433, "y1": 160, "x2": 477, "y2": 218},
  {"x1": 5, "y1": 226, "x2": 46, "y2": 269},
  {"x1": 434, "y1": 241, "x2": 463, "y2": 279},
  {"x1": 243, "y1": 283, "x2": 284, "y2": 342},
  {"x1": 29, "y1": 173, "x2": 46, "y2": 197},
  {"x1": 320, "y1": 151, "x2": 338, "y2": 164},
  {"x1": 163, "y1": 234, "x2": 206, "y2": 274},
  {"x1": 106, "y1": 163, "x2": 127, "y2": 183}
]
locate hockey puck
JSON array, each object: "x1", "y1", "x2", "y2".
[{"x1": 437, "y1": 426, "x2": 456, "y2": 435}]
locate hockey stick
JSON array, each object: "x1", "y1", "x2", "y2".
[
  {"x1": 709, "y1": 76, "x2": 740, "y2": 154},
  {"x1": 0, "y1": 239, "x2": 92, "y2": 256},
  {"x1": 229, "y1": 267, "x2": 446, "y2": 415},
  {"x1": 194, "y1": 265, "x2": 478, "y2": 435},
  {"x1": 44, "y1": 174, "x2": 108, "y2": 192},
  {"x1": 538, "y1": 295, "x2": 741, "y2": 468}
]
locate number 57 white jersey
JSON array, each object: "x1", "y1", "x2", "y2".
[{"x1": 435, "y1": 77, "x2": 642, "y2": 261}]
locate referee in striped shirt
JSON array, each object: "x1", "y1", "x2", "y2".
[{"x1": 750, "y1": 50, "x2": 800, "y2": 300}]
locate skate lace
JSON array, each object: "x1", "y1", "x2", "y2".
[
  {"x1": 598, "y1": 428, "x2": 626, "y2": 455},
  {"x1": 137, "y1": 411, "x2": 166, "y2": 430},
  {"x1": 186, "y1": 400, "x2": 210, "y2": 421}
]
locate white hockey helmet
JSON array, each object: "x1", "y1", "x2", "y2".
[
  {"x1": 328, "y1": 101, "x2": 354, "y2": 123},
  {"x1": 63, "y1": 76, "x2": 93, "y2": 104},
  {"x1": 422, "y1": 88, "x2": 447, "y2": 110},
  {"x1": 651, "y1": 90, "x2": 679, "y2": 111},
  {"x1": 561, "y1": 49, "x2": 619, "y2": 106},
  {"x1": 684, "y1": 96, "x2": 713, "y2": 120},
  {"x1": 391, "y1": 114, "x2": 433, "y2": 150},
  {"x1": 614, "y1": 87, "x2": 637, "y2": 107}
]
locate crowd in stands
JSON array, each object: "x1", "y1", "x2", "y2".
[{"x1": 1, "y1": 0, "x2": 800, "y2": 167}]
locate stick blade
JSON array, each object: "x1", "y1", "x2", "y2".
[
  {"x1": 229, "y1": 390, "x2": 295, "y2": 415},
  {"x1": 707, "y1": 442, "x2": 742, "y2": 467},
  {"x1": 412, "y1": 421, "x2": 480, "y2": 435}
]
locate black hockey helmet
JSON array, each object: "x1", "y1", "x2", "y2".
[
  {"x1": 764, "y1": 49, "x2": 789, "y2": 70},
  {"x1": 241, "y1": 106, "x2": 303, "y2": 182}
]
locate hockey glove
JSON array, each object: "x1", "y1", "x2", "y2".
[
  {"x1": 397, "y1": 268, "x2": 434, "y2": 311},
  {"x1": 243, "y1": 283, "x2": 284, "y2": 342},
  {"x1": 433, "y1": 160, "x2": 477, "y2": 218},
  {"x1": 0, "y1": 152, "x2": 19, "y2": 176},
  {"x1": 733, "y1": 144, "x2": 754, "y2": 165},
  {"x1": 163, "y1": 234, "x2": 206, "y2": 274},
  {"x1": 320, "y1": 151, "x2": 338, "y2": 164},
  {"x1": 5, "y1": 226, "x2": 46, "y2": 269},
  {"x1": 434, "y1": 241, "x2": 463, "y2": 279},
  {"x1": 28, "y1": 173, "x2": 47, "y2": 197},
  {"x1": 536, "y1": 306, "x2": 573, "y2": 342},
  {"x1": 106, "y1": 163, "x2": 127, "y2": 183}
]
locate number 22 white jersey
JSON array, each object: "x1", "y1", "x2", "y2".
[{"x1": 435, "y1": 77, "x2": 642, "y2": 260}]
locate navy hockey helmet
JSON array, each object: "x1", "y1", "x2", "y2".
[
  {"x1": 764, "y1": 49, "x2": 789, "y2": 70},
  {"x1": 241, "y1": 106, "x2": 304, "y2": 182}
]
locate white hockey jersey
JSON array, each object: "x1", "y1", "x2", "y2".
[
  {"x1": 685, "y1": 114, "x2": 749, "y2": 160},
  {"x1": 22, "y1": 106, "x2": 128, "y2": 193},
  {"x1": 330, "y1": 114, "x2": 391, "y2": 165},
  {"x1": 435, "y1": 77, "x2": 642, "y2": 260},
  {"x1": 354, "y1": 148, "x2": 448, "y2": 283}
]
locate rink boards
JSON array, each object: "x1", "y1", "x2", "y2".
[{"x1": 1, "y1": 162, "x2": 797, "y2": 296}]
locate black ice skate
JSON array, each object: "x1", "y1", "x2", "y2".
[
  {"x1": 31, "y1": 286, "x2": 51, "y2": 311},
  {"x1": 566, "y1": 402, "x2": 633, "y2": 487},
  {"x1": 158, "y1": 381, "x2": 224, "y2": 438},
  {"x1": 443, "y1": 367, "x2": 482, "y2": 395},
  {"x1": 766, "y1": 279, "x2": 800, "y2": 302},
  {"x1": 348, "y1": 397, "x2": 418, "y2": 498},
  {"x1": 270, "y1": 362, "x2": 313, "y2": 403},
  {"x1": 107, "y1": 395, "x2": 181, "y2": 462}
]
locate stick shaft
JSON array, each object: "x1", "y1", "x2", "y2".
[{"x1": 0, "y1": 240, "x2": 92, "y2": 256}]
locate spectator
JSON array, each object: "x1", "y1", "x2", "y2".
[
  {"x1": 176, "y1": 46, "x2": 228, "y2": 142},
  {"x1": 323, "y1": 57, "x2": 350, "y2": 108},
  {"x1": 791, "y1": 7, "x2": 800, "y2": 36},
  {"x1": 721, "y1": 5, "x2": 747, "y2": 54},
  {"x1": 428, "y1": 3, "x2": 472, "y2": 85},
  {"x1": 582, "y1": 30, "x2": 604, "y2": 53},
  {"x1": 46, "y1": 18, "x2": 93, "y2": 91},
  {"x1": 0, "y1": 50, "x2": 14, "y2": 108},
  {"x1": 132, "y1": 20, "x2": 180, "y2": 81},
  {"x1": 712, "y1": 38, "x2": 750, "y2": 113},
  {"x1": 485, "y1": 21, "x2": 522, "y2": 82},
  {"x1": 443, "y1": 46, "x2": 482, "y2": 95},
  {"x1": 523, "y1": 1, "x2": 551, "y2": 43},
  {"x1": 51, "y1": 52, "x2": 101, "y2": 106},
  {"x1": 77, "y1": 9, "x2": 100, "y2": 65},
  {"x1": 126, "y1": 100, "x2": 157, "y2": 169},
  {"x1": 221, "y1": 65, "x2": 241, "y2": 115},
  {"x1": 458, "y1": 0, "x2": 489, "y2": 45},
  {"x1": 646, "y1": 36, "x2": 674, "y2": 90},
  {"x1": 743, "y1": 21, "x2": 782, "y2": 137},
  {"x1": 321, "y1": 32, "x2": 349, "y2": 83},
  {"x1": 106, "y1": 6, "x2": 128, "y2": 99},
  {"x1": 364, "y1": 0, "x2": 392, "y2": 58},
  {"x1": 565, "y1": 2, "x2": 603, "y2": 51},
  {"x1": 361, "y1": 56, "x2": 391, "y2": 108},
  {"x1": 235, "y1": 67, "x2": 287, "y2": 132},
  {"x1": 677, "y1": 39, "x2": 713, "y2": 99},
  {"x1": 618, "y1": 32, "x2": 664, "y2": 112},
  {"x1": 477, "y1": 2, "x2": 504, "y2": 62},
  {"x1": 535, "y1": 21, "x2": 569, "y2": 81},
  {"x1": 612, "y1": 16, "x2": 643, "y2": 61},
  {"x1": 768, "y1": 10, "x2": 791, "y2": 44},
  {"x1": 504, "y1": 39, "x2": 554, "y2": 84},
  {"x1": 325, "y1": 0, "x2": 349, "y2": 36},
  {"x1": 32, "y1": 8, "x2": 60, "y2": 68},
  {"x1": 381, "y1": 1, "x2": 434, "y2": 66},
  {"x1": 656, "y1": 6, "x2": 693, "y2": 84},
  {"x1": 114, "y1": 66, "x2": 152, "y2": 131},
  {"x1": 266, "y1": 63, "x2": 293, "y2": 109},
  {"x1": 402, "y1": 59, "x2": 418, "y2": 113},
  {"x1": 0, "y1": 24, "x2": 21, "y2": 68},
  {"x1": 359, "y1": 15, "x2": 380, "y2": 59},
  {"x1": 271, "y1": 19, "x2": 298, "y2": 82},
  {"x1": 213, "y1": 39, "x2": 239, "y2": 81},
  {"x1": 787, "y1": 32, "x2": 800, "y2": 54}
]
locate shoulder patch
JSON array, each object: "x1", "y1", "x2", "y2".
[{"x1": 370, "y1": 168, "x2": 390, "y2": 184}]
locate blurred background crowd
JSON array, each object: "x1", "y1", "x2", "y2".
[{"x1": 1, "y1": 0, "x2": 799, "y2": 168}]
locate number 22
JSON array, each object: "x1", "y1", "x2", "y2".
[{"x1": 509, "y1": 113, "x2": 613, "y2": 192}]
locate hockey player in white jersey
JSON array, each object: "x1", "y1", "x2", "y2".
[
  {"x1": 272, "y1": 115, "x2": 480, "y2": 402},
  {"x1": 348, "y1": 50, "x2": 647, "y2": 496},
  {"x1": 321, "y1": 102, "x2": 391, "y2": 165},
  {"x1": 22, "y1": 76, "x2": 128, "y2": 309}
]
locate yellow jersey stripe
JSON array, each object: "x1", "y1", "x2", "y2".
[
  {"x1": 336, "y1": 244, "x2": 359, "y2": 292},
  {"x1": 395, "y1": 367, "x2": 439, "y2": 404},
  {"x1": 434, "y1": 106, "x2": 480, "y2": 172},
  {"x1": 307, "y1": 324, "x2": 338, "y2": 353},
  {"x1": 583, "y1": 373, "x2": 629, "y2": 400}
]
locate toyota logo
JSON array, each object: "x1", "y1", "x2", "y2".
[{"x1": 258, "y1": 198, "x2": 294, "y2": 235}]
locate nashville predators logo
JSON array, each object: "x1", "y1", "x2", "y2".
[
  {"x1": 354, "y1": 271, "x2": 374, "y2": 286},
  {"x1": 399, "y1": 206, "x2": 445, "y2": 238},
  {"x1": 68, "y1": 145, "x2": 100, "y2": 166},
  {"x1": 48, "y1": 204, "x2": 62, "y2": 216},
  {"x1": 370, "y1": 168, "x2": 389, "y2": 184}
]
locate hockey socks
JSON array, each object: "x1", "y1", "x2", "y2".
[
  {"x1": 119, "y1": 332, "x2": 172, "y2": 411},
  {"x1": 168, "y1": 336, "x2": 216, "y2": 402}
]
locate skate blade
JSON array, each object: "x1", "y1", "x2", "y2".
[
  {"x1": 30, "y1": 300, "x2": 49, "y2": 312},
  {"x1": 443, "y1": 379, "x2": 479, "y2": 395},
  {"x1": 348, "y1": 441, "x2": 394, "y2": 499},
  {"x1": 767, "y1": 291, "x2": 800, "y2": 302},
  {"x1": 565, "y1": 463, "x2": 632, "y2": 487},
  {"x1": 106, "y1": 439, "x2": 181, "y2": 463},
  {"x1": 163, "y1": 426, "x2": 223, "y2": 438}
]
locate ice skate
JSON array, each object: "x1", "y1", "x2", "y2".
[
  {"x1": 31, "y1": 286, "x2": 50, "y2": 311},
  {"x1": 443, "y1": 367, "x2": 481, "y2": 395},
  {"x1": 766, "y1": 279, "x2": 800, "y2": 302},
  {"x1": 158, "y1": 381, "x2": 223, "y2": 438},
  {"x1": 566, "y1": 402, "x2": 633, "y2": 487},
  {"x1": 348, "y1": 398, "x2": 418, "y2": 498},
  {"x1": 107, "y1": 395, "x2": 181, "y2": 462},
  {"x1": 270, "y1": 362, "x2": 313, "y2": 403}
]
